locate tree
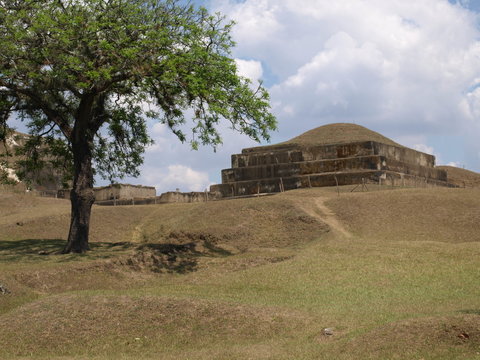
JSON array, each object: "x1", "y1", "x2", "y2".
[{"x1": 0, "y1": 0, "x2": 276, "y2": 253}]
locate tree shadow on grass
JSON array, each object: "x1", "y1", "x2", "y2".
[
  {"x1": 0, "y1": 239, "x2": 134, "y2": 263},
  {"x1": 120, "y1": 241, "x2": 234, "y2": 274},
  {"x1": 0, "y1": 238, "x2": 233, "y2": 275},
  {"x1": 138, "y1": 241, "x2": 232, "y2": 257}
]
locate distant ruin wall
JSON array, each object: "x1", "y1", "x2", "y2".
[
  {"x1": 58, "y1": 187, "x2": 223, "y2": 206},
  {"x1": 157, "y1": 191, "x2": 213, "y2": 203},
  {"x1": 93, "y1": 184, "x2": 156, "y2": 201},
  {"x1": 57, "y1": 184, "x2": 157, "y2": 201},
  {"x1": 94, "y1": 191, "x2": 221, "y2": 206}
]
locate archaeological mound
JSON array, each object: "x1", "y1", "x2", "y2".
[{"x1": 210, "y1": 123, "x2": 454, "y2": 197}]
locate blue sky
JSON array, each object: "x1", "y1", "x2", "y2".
[
  {"x1": 122, "y1": 0, "x2": 480, "y2": 193},
  {"x1": 449, "y1": 0, "x2": 480, "y2": 12}
]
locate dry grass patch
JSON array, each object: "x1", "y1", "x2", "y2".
[
  {"x1": 0, "y1": 193, "x2": 157, "y2": 244},
  {"x1": 0, "y1": 294, "x2": 312, "y2": 359},
  {"x1": 326, "y1": 188, "x2": 480, "y2": 243},
  {"x1": 8, "y1": 262, "x2": 128, "y2": 294},
  {"x1": 2, "y1": 186, "x2": 480, "y2": 359},
  {"x1": 0, "y1": 193, "x2": 70, "y2": 240},
  {"x1": 136, "y1": 195, "x2": 329, "y2": 252},
  {"x1": 437, "y1": 165, "x2": 480, "y2": 188},
  {"x1": 0, "y1": 191, "x2": 328, "y2": 252},
  {"x1": 340, "y1": 314, "x2": 480, "y2": 359}
]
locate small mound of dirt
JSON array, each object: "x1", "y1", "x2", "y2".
[
  {"x1": 116, "y1": 247, "x2": 197, "y2": 273},
  {"x1": 343, "y1": 314, "x2": 480, "y2": 358},
  {"x1": 116, "y1": 231, "x2": 232, "y2": 273}
]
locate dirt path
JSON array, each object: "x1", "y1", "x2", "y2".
[
  {"x1": 298, "y1": 197, "x2": 351, "y2": 238},
  {"x1": 314, "y1": 198, "x2": 351, "y2": 238}
]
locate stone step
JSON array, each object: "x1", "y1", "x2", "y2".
[
  {"x1": 210, "y1": 170, "x2": 454, "y2": 198},
  {"x1": 222, "y1": 155, "x2": 447, "y2": 183},
  {"x1": 231, "y1": 141, "x2": 375, "y2": 167},
  {"x1": 231, "y1": 141, "x2": 435, "y2": 168}
]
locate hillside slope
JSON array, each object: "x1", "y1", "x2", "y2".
[
  {"x1": 0, "y1": 187, "x2": 479, "y2": 360},
  {"x1": 326, "y1": 187, "x2": 480, "y2": 243},
  {"x1": 437, "y1": 165, "x2": 480, "y2": 188}
]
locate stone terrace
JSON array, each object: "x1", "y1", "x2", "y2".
[{"x1": 210, "y1": 123, "x2": 455, "y2": 198}]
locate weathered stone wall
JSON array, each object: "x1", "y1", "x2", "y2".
[
  {"x1": 211, "y1": 170, "x2": 455, "y2": 198},
  {"x1": 211, "y1": 138, "x2": 451, "y2": 198},
  {"x1": 232, "y1": 141, "x2": 435, "y2": 169},
  {"x1": 93, "y1": 184, "x2": 156, "y2": 201},
  {"x1": 232, "y1": 147, "x2": 304, "y2": 168},
  {"x1": 94, "y1": 191, "x2": 221, "y2": 206},
  {"x1": 157, "y1": 191, "x2": 211, "y2": 203},
  {"x1": 373, "y1": 143, "x2": 435, "y2": 168},
  {"x1": 223, "y1": 155, "x2": 446, "y2": 184}
]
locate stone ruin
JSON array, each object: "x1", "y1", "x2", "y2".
[
  {"x1": 3, "y1": 123, "x2": 459, "y2": 205},
  {"x1": 0, "y1": 132, "x2": 69, "y2": 194},
  {"x1": 92, "y1": 184, "x2": 156, "y2": 202},
  {"x1": 210, "y1": 123, "x2": 455, "y2": 198},
  {"x1": 56, "y1": 183, "x2": 157, "y2": 202}
]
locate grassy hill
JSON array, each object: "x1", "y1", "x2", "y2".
[
  {"x1": 0, "y1": 186, "x2": 479, "y2": 359},
  {"x1": 245, "y1": 123, "x2": 404, "y2": 152},
  {"x1": 437, "y1": 165, "x2": 480, "y2": 188}
]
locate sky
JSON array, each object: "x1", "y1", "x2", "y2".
[
  {"x1": 12, "y1": 0, "x2": 480, "y2": 193},
  {"x1": 122, "y1": 0, "x2": 480, "y2": 194}
]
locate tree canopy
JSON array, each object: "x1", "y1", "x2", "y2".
[{"x1": 0, "y1": 0, "x2": 276, "y2": 253}]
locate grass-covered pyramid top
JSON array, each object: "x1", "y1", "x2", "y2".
[{"x1": 244, "y1": 123, "x2": 403, "y2": 153}]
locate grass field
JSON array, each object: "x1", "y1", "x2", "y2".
[{"x1": 0, "y1": 186, "x2": 479, "y2": 359}]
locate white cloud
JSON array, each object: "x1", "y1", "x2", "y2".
[
  {"x1": 460, "y1": 86, "x2": 480, "y2": 120},
  {"x1": 446, "y1": 161, "x2": 461, "y2": 167},
  {"x1": 235, "y1": 58, "x2": 263, "y2": 82},
  {"x1": 141, "y1": 164, "x2": 211, "y2": 193},
  {"x1": 108, "y1": 118, "x2": 261, "y2": 194},
  {"x1": 214, "y1": 0, "x2": 281, "y2": 46}
]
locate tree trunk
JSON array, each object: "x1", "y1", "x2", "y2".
[{"x1": 63, "y1": 139, "x2": 95, "y2": 254}]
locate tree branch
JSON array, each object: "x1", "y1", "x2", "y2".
[{"x1": 1, "y1": 80, "x2": 73, "y2": 140}]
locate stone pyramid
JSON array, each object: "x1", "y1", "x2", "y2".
[{"x1": 210, "y1": 123, "x2": 454, "y2": 197}]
